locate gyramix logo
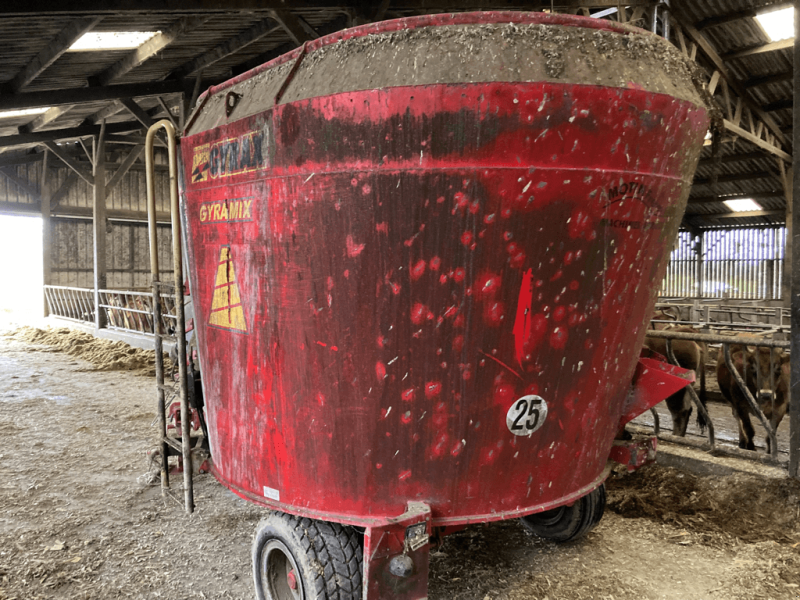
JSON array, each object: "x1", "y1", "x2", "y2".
[
  {"x1": 191, "y1": 127, "x2": 268, "y2": 183},
  {"x1": 199, "y1": 197, "x2": 254, "y2": 224}
]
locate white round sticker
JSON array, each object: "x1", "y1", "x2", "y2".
[{"x1": 506, "y1": 395, "x2": 548, "y2": 436}]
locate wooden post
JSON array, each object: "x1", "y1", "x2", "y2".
[
  {"x1": 93, "y1": 121, "x2": 107, "y2": 329},
  {"x1": 40, "y1": 148, "x2": 52, "y2": 316}
]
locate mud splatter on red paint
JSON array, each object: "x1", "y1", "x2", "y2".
[{"x1": 410, "y1": 259, "x2": 426, "y2": 280}]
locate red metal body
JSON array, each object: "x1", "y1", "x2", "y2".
[{"x1": 179, "y1": 12, "x2": 707, "y2": 598}]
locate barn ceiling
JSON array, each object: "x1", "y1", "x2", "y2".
[{"x1": 0, "y1": 0, "x2": 793, "y2": 229}]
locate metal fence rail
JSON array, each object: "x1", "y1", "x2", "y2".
[
  {"x1": 44, "y1": 285, "x2": 95, "y2": 324},
  {"x1": 642, "y1": 329, "x2": 794, "y2": 470},
  {"x1": 99, "y1": 289, "x2": 177, "y2": 336},
  {"x1": 44, "y1": 285, "x2": 177, "y2": 337}
]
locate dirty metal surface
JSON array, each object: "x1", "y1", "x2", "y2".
[{"x1": 180, "y1": 12, "x2": 709, "y2": 528}]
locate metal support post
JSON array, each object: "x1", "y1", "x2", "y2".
[
  {"x1": 40, "y1": 149, "x2": 52, "y2": 316},
  {"x1": 790, "y1": 0, "x2": 800, "y2": 480},
  {"x1": 93, "y1": 123, "x2": 107, "y2": 329}
]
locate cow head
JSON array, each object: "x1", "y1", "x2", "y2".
[{"x1": 744, "y1": 345, "x2": 785, "y2": 403}]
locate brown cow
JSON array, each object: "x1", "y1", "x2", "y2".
[
  {"x1": 716, "y1": 344, "x2": 789, "y2": 452},
  {"x1": 644, "y1": 325, "x2": 708, "y2": 436}
]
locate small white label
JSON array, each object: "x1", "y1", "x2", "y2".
[
  {"x1": 263, "y1": 486, "x2": 280, "y2": 501},
  {"x1": 506, "y1": 395, "x2": 548, "y2": 436}
]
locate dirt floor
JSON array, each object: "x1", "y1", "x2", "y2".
[{"x1": 1, "y1": 325, "x2": 800, "y2": 600}]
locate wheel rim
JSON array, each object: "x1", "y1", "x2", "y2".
[
  {"x1": 527, "y1": 506, "x2": 567, "y2": 527},
  {"x1": 261, "y1": 539, "x2": 304, "y2": 600}
]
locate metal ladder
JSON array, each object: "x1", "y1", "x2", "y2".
[{"x1": 145, "y1": 120, "x2": 194, "y2": 514}]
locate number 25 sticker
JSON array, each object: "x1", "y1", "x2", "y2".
[{"x1": 506, "y1": 395, "x2": 548, "y2": 436}]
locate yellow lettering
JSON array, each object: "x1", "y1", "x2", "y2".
[
  {"x1": 243, "y1": 200, "x2": 252, "y2": 218},
  {"x1": 213, "y1": 204, "x2": 222, "y2": 221},
  {"x1": 220, "y1": 202, "x2": 229, "y2": 221},
  {"x1": 199, "y1": 205, "x2": 208, "y2": 221},
  {"x1": 229, "y1": 201, "x2": 240, "y2": 220}
]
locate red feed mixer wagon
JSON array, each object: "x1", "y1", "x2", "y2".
[{"x1": 155, "y1": 11, "x2": 708, "y2": 600}]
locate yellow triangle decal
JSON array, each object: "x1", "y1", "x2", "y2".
[{"x1": 208, "y1": 246, "x2": 247, "y2": 332}]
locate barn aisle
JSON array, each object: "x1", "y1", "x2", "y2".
[{"x1": 1, "y1": 329, "x2": 798, "y2": 600}]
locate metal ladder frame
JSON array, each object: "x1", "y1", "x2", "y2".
[{"x1": 145, "y1": 120, "x2": 194, "y2": 514}]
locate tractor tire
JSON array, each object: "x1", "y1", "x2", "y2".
[
  {"x1": 519, "y1": 483, "x2": 606, "y2": 542},
  {"x1": 253, "y1": 511, "x2": 363, "y2": 600}
]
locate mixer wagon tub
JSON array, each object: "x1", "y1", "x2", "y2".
[{"x1": 170, "y1": 11, "x2": 708, "y2": 600}]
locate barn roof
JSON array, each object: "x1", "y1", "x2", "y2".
[{"x1": 0, "y1": 0, "x2": 793, "y2": 229}]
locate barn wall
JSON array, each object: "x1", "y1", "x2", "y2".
[
  {"x1": 51, "y1": 219, "x2": 173, "y2": 289},
  {"x1": 0, "y1": 155, "x2": 175, "y2": 292}
]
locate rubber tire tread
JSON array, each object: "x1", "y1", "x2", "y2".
[
  {"x1": 519, "y1": 483, "x2": 606, "y2": 543},
  {"x1": 253, "y1": 511, "x2": 363, "y2": 600}
]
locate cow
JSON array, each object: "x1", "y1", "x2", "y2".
[
  {"x1": 644, "y1": 324, "x2": 708, "y2": 436},
  {"x1": 716, "y1": 343, "x2": 789, "y2": 452}
]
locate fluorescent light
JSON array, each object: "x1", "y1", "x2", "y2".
[
  {"x1": 0, "y1": 107, "x2": 51, "y2": 119},
  {"x1": 68, "y1": 31, "x2": 159, "y2": 51},
  {"x1": 755, "y1": 7, "x2": 794, "y2": 42},
  {"x1": 723, "y1": 199, "x2": 762, "y2": 212}
]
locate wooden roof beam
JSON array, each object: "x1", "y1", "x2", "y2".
[
  {"x1": 3, "y1": 17, "x2": 103, "y2": 93},
  {"x1": 696, "y1": 209, "x2": 784, "y2": 219},
  {"x1": 172, "y1": 18, "x2": 282, "y2": 79},
  {"x1": 120, "y1": 98, "x2": 155, "y2": 129},
  {"x1": 723, "y1": 38, "x2": 794, "y2": 61},
  {"x1": 0, "y1": 120, "x2": 142, "y2": 149},
  {"x1": 24, "y1": 105, "x2": 76, "y2": 133},
  {"x1": 697, "y1": 151, "x2": 768, "y2": 167},
  {"x1": 745, "y1": 70, "x2": 793, "y2": 89},
  {"x1": 0, "y1": 80, "x2": 192, "y2": 111},
  {"x1": 693, "y1": 170, "x2": 775, "y2": 186},
  {"x1": 669, "y1": 13, "x2": 788, "y2": 148},
  {"x1": 270, "y1": 9, "x2": 320, "y2": 45},
  {"x1": 764, "y1": 99, "x2": 793, "y2": 112},
  {"x1": 688, "y1": 191, "x2": 784, "y2": 205},
  {"x1": 43, "y1": 141, "x2": 94, "y2": 185},
  {"x1": 91, "y1": 16, "x2": 209, "y2": 87}
]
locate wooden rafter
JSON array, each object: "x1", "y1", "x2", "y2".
[
  {"x1": 105, "y1": 144, "x2": 145, "y2": 198},
  {"x1": 667, "y1": 13, "x2": 789, "y2": 163},
  {"x1": 693, "y1": 171, "x2": 774, "y2": 186},
  {"x1": 4, "y1": 17, "x2": 103, "y2": 93},
  {"x1": 745, "y1": 70, "x2": 793, "y2": 89},
  {"x1": 43, "y1": 141, "x2": 94, "y2": 185},
  {"x1": 25, "y1": 106, "x2": 76, "y2": 133},
  {"x1": 120, "y1": 98, "x2": 155, "y2": 129},
  {"x1": 688, "y1": 191, "x2": 784, "y2": 205},
  {"x1": 723, "y1": 38, "x2": 794, "y2": 61},
  {"x1": 173, "y1": 18, "x2": 282, "y2": 79},
  {"x1": 0, "y1": 81, "x2": 190, "y2": 111},
  {"x1": 91, "y1": 16, "x2": 210, "y2": 87},
  {"x1": 270, "y1": 9, "x2": 320, "y2": 45}
]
